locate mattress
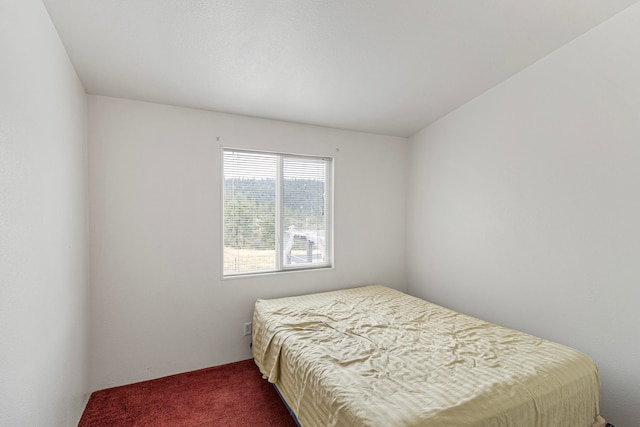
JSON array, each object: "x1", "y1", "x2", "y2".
[{"x1": 252, "y1": 285, "x2": 602, "y2": 427}]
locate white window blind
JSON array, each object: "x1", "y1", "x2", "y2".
[{"x1": 223, "y1": 149, "x2": 332, "y2": 276}]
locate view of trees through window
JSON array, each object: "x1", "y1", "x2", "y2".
[{"x1": 223, "y1": 150, "x2": 330, "y2": 275}]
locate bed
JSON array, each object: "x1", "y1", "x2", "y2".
[{"x1": 252, "y1": 285, "x2": 606, "y2": 427}]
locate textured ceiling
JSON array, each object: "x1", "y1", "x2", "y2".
[{"x1": 43, "y1": 0, "x2": 638, "y2": 137}]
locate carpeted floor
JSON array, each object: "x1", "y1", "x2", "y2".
[{"x1": 78, "y1": 359, "x2": 297, "y2": 426}]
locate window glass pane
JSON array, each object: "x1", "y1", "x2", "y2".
[
  {"x1": 224, "y1": 151, "x2": 276, "y2": 274},
  {"x1": 282, "y1": 157, "x2": 327, "y2": 266}
]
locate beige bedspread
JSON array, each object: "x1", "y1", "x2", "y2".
[{"x1": 252, "y1": 285, "x2": 601, "y2": 427}]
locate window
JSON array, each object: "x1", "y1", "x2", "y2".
[{"x1": 223, "y1": 149, "x2": 332, "y2": 276}]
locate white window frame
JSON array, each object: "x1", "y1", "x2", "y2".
[{"x1": 222, "y1": 148, "x2": 333, "y2": 277}]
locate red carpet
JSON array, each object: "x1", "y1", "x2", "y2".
[{"x1": 78, "y1": 359, "x2": 297, "y2": 426}]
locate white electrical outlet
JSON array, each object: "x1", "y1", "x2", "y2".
[{"x1": 243, "y1": 322, "x2": 252, "y2": 336}]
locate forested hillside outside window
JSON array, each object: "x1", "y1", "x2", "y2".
[{"x1": 223, "y1": 149, "x2": 332, "y2": 276}]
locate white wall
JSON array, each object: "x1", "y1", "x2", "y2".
[
  {"x1": 88, "y1": 95, "x2": 408, "y2": 390},
  {"x1": 407, "y1": 4, "x2": 640, "y2": 426},
  {"x1": 0, "y1": 1, "x2": 89, "y2": 426}
]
